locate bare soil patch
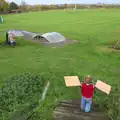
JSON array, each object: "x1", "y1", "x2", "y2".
[{"x1": 97, "y1": 46, "x2": 120, "y2": 53}]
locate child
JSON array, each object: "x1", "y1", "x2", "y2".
[
  {"x1": 80, "y1": 75, "x2": 95, "y2": 113},
  {"x1": 8, "y1": 31, "x2": 16, "y2": 46}
]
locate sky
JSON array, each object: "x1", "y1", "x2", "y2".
[{"x1": 7, "y1": 0, "x2": 120, "y2": 5}]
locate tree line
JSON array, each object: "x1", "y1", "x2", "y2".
[
  {"x1": 0, "y1": 0, "x2": 19, "y2": 12},
  {"x1": 0, "y1": 0, "x2": 120, "y2": 13}
]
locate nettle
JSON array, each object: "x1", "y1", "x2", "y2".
[{"x1": 0, "y1": 72, "x2": 45, "y2": 120}]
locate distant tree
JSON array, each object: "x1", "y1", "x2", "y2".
[
  {"x1": 9, "y1": 2, "x2": 19, "y2": 10},
  {"x1": 20, "y1": 0, "x2": 28, "y2": 11},
  {"x1": 35, "y1": 4, "x2": 41, "y2": 11},
  {"x1": 0, "y1": 0, "x2": 9, "y2": 12},
  {"x1": 0, "y1": 0, "x2": 4, "y2": 7},
  {"x1": 26, "y1": 5, "x2": 32, "y2": 11},
  {"x1": 50, "y1": 4, "x2": 54, "y2": 9},
  {"x1": 3, "y1": 1, "x2": 9, "y2": 11},
  {"x1": 64, "y1": 3, "x2": 68, "y2": 9}
]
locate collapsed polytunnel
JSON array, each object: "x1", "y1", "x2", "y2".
[
  {"x1": 6, "y1": 30, "x2": 66, "y2": 43},
  {"x1": 32, "y1": 32, "x2": 66, "y2": 43}
]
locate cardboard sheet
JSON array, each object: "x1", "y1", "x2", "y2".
[
  {"x1": 95, "y1": 80, "x2": 111, "y2": 94},
  {"x1": 64, "y1": 76, "x2": 81, "y2": 87}
]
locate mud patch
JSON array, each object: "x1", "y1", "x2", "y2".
[{"x1": 39, "y1": 39, "x2": 80, "y2": 47}]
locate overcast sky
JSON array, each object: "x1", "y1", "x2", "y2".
[{"x1": 7, "y1": 0, "x2": 120, "y2": 5}]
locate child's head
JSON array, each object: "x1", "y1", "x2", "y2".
[{"x1": 84, "y1": 75, "x2": 92, "y2": 83}]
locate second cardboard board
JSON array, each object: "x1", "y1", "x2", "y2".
[{"x1": 95, "y1": 80, "x2": 111, "y2": 94}]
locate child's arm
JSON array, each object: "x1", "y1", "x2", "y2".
[
  {"x1": 91, "y1": 82, "x2": 96, "y2": 94},
  {"x1": 80, "y1": 81, "x2": 83, "y2": 87},
  {"x1": 93, "y1": 86, "x2": 96, "y2": 94}
]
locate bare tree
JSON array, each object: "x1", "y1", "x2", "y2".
[
  {"x1": 21, "y1": 0, "x2": 27, "y2": 6},
  {"x1": 20, "y1": 0, "x2": 28, "y2": 11}
]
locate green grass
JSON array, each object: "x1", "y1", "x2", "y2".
[{"x1": 0, "y1": 9, "x2": 120, "y2": 120}]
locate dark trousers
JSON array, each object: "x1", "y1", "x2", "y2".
[
  {"x1": 6, "y1": 33, "x2": 9, "y2": 44},
  {"x1": 11, "y1": 42, "x2": 16, "y2": 46}
]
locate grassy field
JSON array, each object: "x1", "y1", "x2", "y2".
[{"x1": 0, "y1": 9, "x2": 120, "y2": 120}]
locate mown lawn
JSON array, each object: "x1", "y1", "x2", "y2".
[{"x1": 0, "y1": 9, "x2": 120, "y2": 120}]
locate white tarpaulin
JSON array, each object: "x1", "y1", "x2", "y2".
[
  {"x1": 9, "y1": 30, "x2": 24, "y2": 37},
  {"x1": 41, "y1": 32, "x2": 66, "y2": 43}
]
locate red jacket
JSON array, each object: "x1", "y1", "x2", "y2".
[{"x1": 81, "y1": 83, "x2": 94, "y2": 98}]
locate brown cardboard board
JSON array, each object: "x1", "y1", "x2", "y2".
[
  {"x1": 64, "y1": 76, "x2": 81, "y2": 87},
  {"x1": 95, "y1": 80, "x2": 111, "y2": 94}
]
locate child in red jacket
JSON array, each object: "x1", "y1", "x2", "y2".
[{"x1": 80, "y1": 75, "x2": 95, "y2": 112}]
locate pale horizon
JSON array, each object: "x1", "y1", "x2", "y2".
[{"x1": 7, "y1": 0, "x2": 120, "y2": 5}]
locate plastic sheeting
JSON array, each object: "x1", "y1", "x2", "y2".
[
  {"x1": 41, "y1": 32, "x2": 66, "y2": 43},
  {"x1": 0, "y1": 17, "x2": 3, "y2": 23},
  {"x1": 21, "y1": 30, "x2": 39, "y2": 38},
  {"x1": 7, "y1": 30, "x2": 24, "y2": 37},
  {"x1": 6, "y1": 30, "x2": 66, "y2": 43}
]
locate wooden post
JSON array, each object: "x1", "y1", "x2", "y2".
[
  {"x1": 74, "y1": 4, "x2": 76, "y2": 12},
  {"x1": 41, "y1": 81, "x2": 50, "y2": 101},
  {"x1": 114, "y1": 40, "x2": 120, "y2": 49},
  {"x1": 109, "y1": 27, "x2": 120, "y2": 44}
]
